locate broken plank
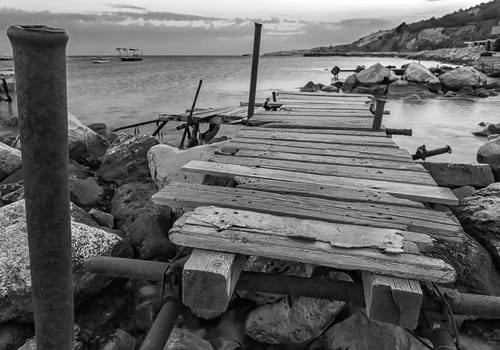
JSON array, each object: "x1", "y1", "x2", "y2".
[
  {"x1": 209, "y1": 155, "x2": 436, "y2": 186},
  {"x1": 182, "y1": 161, "x2": 459, "y2": 206},
  {"x1": 170, "y1": 207, "x2": 456, "y2": 283},
  {"x1": 362, "y1": 272, "x2": 423, "y2": 329},
  {"x1": 182, "y1": 249, "x2": 247, "y2": 319}
]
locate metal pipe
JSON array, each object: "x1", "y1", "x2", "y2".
[
  {"x1": 246, "y1": 23, "x2": 263, "y2": 120},
  {"x1": 7, "y1": 25, "x2": 74, "y2": 350},
  {"x1": 139, "y1": 294, "x2": 180, "y2": 350},
  {"x1": 412, "y1": 145, "x2": 452, "y2": 161},
  {"x1": 385, "y1": 128, "x2": 412, "y2": 136},
  {"x1": 372, "y1": 98, "x2": 386, "y2": 131}
]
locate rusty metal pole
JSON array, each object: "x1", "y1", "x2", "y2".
[
  {"x1": 372, "y1": 98, "x2": 386, "y2": 131},
  {"x1": 7, "y1": 25, "x2": 74, "y2": 350},
  {"x1": 246, "y1": 23, "x2": 262, "y2": 120},
  {"x1": 140, "y1": 294, "x2": 180, "y2": 350}
]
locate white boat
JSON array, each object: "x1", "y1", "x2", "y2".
[{"x1": 91, "y1": 57, "x2": 109, "y2": 64}]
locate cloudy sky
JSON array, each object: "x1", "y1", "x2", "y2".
[{"x1": 0, "y1": 0, "x2": 488, "y2": 55}]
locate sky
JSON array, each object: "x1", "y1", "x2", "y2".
[{"x1": 0, "y1": 0, "x2": 490, "y2": 55}]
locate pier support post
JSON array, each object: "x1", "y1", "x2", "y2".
[
  {"x1": 7, "y1": 25, "x2": 74, "y2": 350},
  {"x1": 372, "y1": 98, "x2": 386, "y2": 131},
  {"x1": 246, "y1": 23, "x2": 263, "y2": 120},
  {"x1": 1, "y1": 78, "x2": 12, "y2": 102}
]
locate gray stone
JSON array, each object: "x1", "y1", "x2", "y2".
[
  {"x1": 341, "y1": 74, "x2": 358, "y2": 92},
  {"x1": 475, "y1": 87, "x2": 491, "y2": 98},
  {"x1": 100, "y1": 329, "x2": 136, "y2": 350},
  {"x1": 0, "y1": 142, "x2": 21, "y2": 182},
  {"x1": 387, "y1": 81, "x2": 435, "y2": 98},
  {"x1": 319, "y1": 311, "x2": 428, "y2": 350},
  {"x1": 458, "y1": 86, "x2": 475, "y2": 96},
  {"x1": 452, "y1": 186, "x2": 476, "y2": 200},
  {"x1": 245, "y1": 297, "x2": 345, "y2": 344},
  {"x1": 97, "y1": 134, "x2": 159, "y2": 185},
  {"x1": 477, "y1": 138, "x2": 500, "y2": 180},
  {"x1": 421, "y1": 162, "x2": 494, "y2": 188},
  {"x1": 352, "y1": 85, "x2": 386, "y2": 96},
  {"x1": 68, "y1": 112, "x2": 109, "y2": 163},
  {"x1": 444, "y1": 91, "x2": 457, "y2": 97},
  {"x1": 69, "y1": 177, "x2": 103, "y2": 207},
  {"x1": 300, "y1": 81, "x2": 324, "y2": 92},
  {"x1": 89, "y1": 208, "x2": 114, "y2": 229},
  {"x1": 165, "y1": 328, "x2": 214, "y2": 350},
  {"x1": 320, "y1": 85, "x2": 339, "y2": 93},
  {"x1": 355, "y1": 63, "x2": 391, "y2": 85},
  {"x1": 16, "y1": 338, "x2": 36, "y2": 350},
  {"x1": 403, "y1": 62, "x2": 440, "y2": 84},
  {"x1": 440, "y1": 67, "x2": 488, "y2": 90},
  {"x1": 472, "y1": 122, "x2": 500, "y2": 137},
  {"x1": 0, "y1": 199, "x2": 129, "y2": 322}
]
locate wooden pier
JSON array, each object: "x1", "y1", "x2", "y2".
[{"x1": 152, "y1": 90, "x2": 462, "y2": 329}]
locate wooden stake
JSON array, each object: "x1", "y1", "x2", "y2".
[
  {"x1": 372, "y1": 99, "x2": 386, "y2": 131},
  {"x1": 246, "y1": 23, "x2": 263, "y2": 120}
]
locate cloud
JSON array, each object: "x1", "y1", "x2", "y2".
[{"x1": 105, "y1": 3, "x2": 148, "y2": 11}]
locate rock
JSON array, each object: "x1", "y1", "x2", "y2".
[
  {"x1": 444, "y1": 91, "x2": 457, "y2": 97},
  {"x1": 403, "y1": 62, "x2": 440, "y2": 84},
  {"x1": 86, "y1": 123, "x2": 108, "y2": 138},
  {"x1": 472, "y1": 122, "x2": 500, "y2": 137},
  {"x1": 458, "y1": 86, "x2": 475, "y2": 96},
  {"x1": 453, "y1": 183, "x2": 500, "y2": 271},
  {"x1": 355, "y1": 63, "x2": 391, "y2": 85},
  {"x1": 421, "y1": 162, "x2": 494, "y2": 188},
  {"x1": 68, "y1": 112, "x2": 109, "y2": 164},
  {"x1": 341, "y1": 74, "x2": 358, "y2": 92},
  {"x1": 452, "y1": 186, "x2": 476, "y2": 200},
  {"x1": 352, "y1": 85, "x2": 386, "y2": 96},
  {"x1": 0, "y1": 142, "x2": 21, "y2": 182},
  {"x1": 440, "y1": 67, "x2": 488, "y2": 91},
  {"x1": 477, "y1": 138, "x2": 500, "y2": 180},
  {"x1": 165, "y1": 328, "x2": 214, "y2": 350},
  {"x1": 300, "y1": 81, "x2": 324, "y2": 92},
  {"x1": 97, "y1": 134, "x2": 159, "y2": 185},
  {"x1": 0, "y1": 199, "x2": 130, "y2": 322},
  {"x1": 148, "y1": 142, "x2": 228, "y2": 189},
  {"x1": 89, "y1": 209, "x2": 114, "y2": 229},
  {"x1": 0, "y1": 323, "x2": 32, "y2": 350},
  {"x1": 16, "y1": 338, "x2": 36, "y2": 350},
  {"x1": 320, "y1": 85, "x2": 339, "y2": 93},
  {"x1": 475, "y1": 87, "x2": 491, "y2": 98},
  {"x1": 111, "y1": 182, "x2": 175, "y2": 260},
  {"x1": 69, "y1": 177, "x2": 103, "y2": 208},
  {"x1": 387, "y1": 81, "x2": 435, "y2": 98},
  {"x1": 318, "y1": 311, "x2": 428, "y2": 350},
  {"x1": 245, "y1": 297, "x2": 345, "y2": 344},
  {"x1": 388, "y1": 70, "x2": 399, "y2": 82},
  {"x1": 101, "y1": 329, "x2": 136, "y2": 350}
]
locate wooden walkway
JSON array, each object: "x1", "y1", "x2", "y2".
[{"x1": 153, "y1": 90, "x2": 462, "y2": 327}]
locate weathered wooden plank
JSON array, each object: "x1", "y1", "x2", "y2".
[
  {"x1": 170, "y1": 207, "x2": 456, "y2": 283},
  {"x1": 225, "y1": 149, "x2": 426, "y2": 173},
  {"x1": 278, "y1": 98, "x2": 370, "y2": 105},
  {"x1": 209, "y1": 155, "x2": 436, "y2": 186},
  {"x1": 153, "y1": 182, "x2": 459, "y2": 240},
  {"x1": 247, "y1": 115, "x2": 373, "y2": 129},
  {"x1": 257, "y1": 111, "x2": 374, "y2": 118},
  {"x1": 278, "y1": 104, "x2": 369, "y2": 111},
  {"x1": 240, "y1": 126, "x2": 388, "y2": 137},
  {"x1": 226, "y1": 140, "x2": 412, "y2": 160},
  {"x1": 362, "y1": 272, "x2": 423, "y2": 329},
  {"x1": 182, "y1": 161, "x2": 459, "y2": 205},
  {"x1": 236, "y1": 130, "x2": 396, "y2": 147},
  {"x1": 277, "y1": 90, "x2": 373, "y2": 99},
  {"x1": 235, "y1": 177, "x2": 426, "y2": 209},
  {"x1": 182, "y1": 249, "x2": 247, "y2": 319}
]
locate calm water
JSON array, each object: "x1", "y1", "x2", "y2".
[{"x1": 1, "y1": 55, "x2": 500, "y2": 162}]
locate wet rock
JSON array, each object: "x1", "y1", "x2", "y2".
[
  {"x1": 452, "y1": 186, "x2": 476, "y2": 200},
  {"x1": 300, "y1": 81, "x2": 324, "y2": 92},
  {"x1": 148, "y1": 142, "x2": 228, "y2": 189},
  {"x1": 444, "y1": 91, "x2": 457, "y2": 97},
  {"x1": 453, "y1": 183, "x2": 500, "y2": 271},
  {"x1": 387, "y1": 80, "x2": 435, "y2": 98},
  {"x1": 101, "y1": 329, "x2": 136, "y2": 350},
  {"x1": 68, "y1": 112, "x2": 109, "y2": 164},
  {"x1": 245, "y1": 297, "x2": 345, "y2": 344},
  {"x1": 318, "y1": 310, "x2": 428, "y2": 350},
  {"x1": 352, "y1": 84, "x2": 386, "y2": 96},
  {"x1": 16, "y1": 338, "x2": 36, "y2": 350},
  {"x1": 320, "y1": 85, "x2": 339, "y2": 93},
  {"x1": 0, "y1": 142, "x2": 21, "y2": 182},
  {"x1": 476, "y1": 87, "x2": 491, "y2": 98},
  {"x1": 341, "y1": 74, "x2": 358, "y2": 92},
  {"x1": 472, "y1": 122, "x2": 500, "y2": 137},
  {"x1": 477, "y1": 138, "x2": 500, "y2": 180},
  {"x1": 69, "y1": 177, "x2": 103, "y2": 208},
  {"x1": 89, "y1": 208, "x2": 114, "y2": 229},
  {"x1": 0, "y1": 323, "x2": 32, "y2": 350},
  {"x1": 458, "y1": 86, "x2": 475, "y2": 96},
  {"x1": 355, "y1": 63, "x2": 391, "y2": 85},
  {"x1": 421, "y1": 162, "x2": 494, "y2": 188},
  {"x1": 440, "y1": 67, "x2": 488, "y2": 91},
  {"x1": 0, "y1": 199, "x2": 130, "y2": 322},
  {"x1": 403, "y1": 62, "x2": 440, "y2": 84},
  {"x1": 165, "y1": 328, "x2": 214, "y2": 350},
  {"x1": 111, "y1": 182, "x2": 175, "y2": 260},
  {"x1": 97, "y1": 134, "x2": 159, "y2": 185}
]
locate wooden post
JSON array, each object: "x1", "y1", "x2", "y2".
[
  {"x1": 1, "y1": 78, "x2": 12, "y2": 102},
  {"x1": 7, "y1": 25, "x2": 74, "y2": 350},
  {"x1": 246, "y1": 23, "x2": 263, "y2": 120},
  {"x1": 372, "y1": 98, "x2": 386, "y2": 131}
]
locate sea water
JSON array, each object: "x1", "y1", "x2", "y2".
[{"x1": 1, "y1": 55, "x2": 500, "y2": 162}]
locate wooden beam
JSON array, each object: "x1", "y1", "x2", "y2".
[
  {"x1": 362, "y1": 272, "x2": 423, "y2": 329},
  {"x1": 182, "y1": 249, "x2": 247, "y2": 319},
  {"x1": 239, "y1": 127, "x2": 388, "y2": 137},
  {"x1": 247, "y1": 115, "x2": 373, "y2": 130}
]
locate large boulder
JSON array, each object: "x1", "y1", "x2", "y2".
[
  {"x1": 245, "y1": 297, "x2": 345, "y2": 344},
  {"x1": 355, "y1": 63, "x2": 391, "y2": 85},
  {"x1": 477, "y1": 138, "x2": 500, "y2": 180},
  {"x1": 97, "y1": 134, "x2": 159, "y2": 185},
  {"x1": 341, "y1": 74, "x2": 358, "y2": 92},
  {"x1": 318, "y1": 311, "x2": 428, "y2": 350},
  {"x1": 148, "y1": 142, "x2": 228, "y2": 189},
  {"x1": 403, "y1": 62, "x2": 440, "y2": 84},
  {"x1": 439, "y1": 67, "x2": 488, "y2": 91},
  {"x1": 0, "y1": 199, "x2": 130, "y2": 322},
  {"x1": 68, "y1": 112, "x2": 109, "y2": 164},
  {"x1": 453, "y1": 183, "x2": 500, "y2": 271},
  {"x1": 421, "y1": 162, "x2": 494, "y2": 188},
  {"x1": 165, "y1": 328, "x2": 214, "y2": 350},
  {"x1": 0, "y1": 142, "x2": 21, "y2": 182}
]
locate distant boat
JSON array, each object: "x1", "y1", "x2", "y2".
[
  {"x1": 116, "y1": 48, "x2": 143, "y2": 61},
  {"x1": 91, "y1": 57, "x2": 109, "y2": 64}
]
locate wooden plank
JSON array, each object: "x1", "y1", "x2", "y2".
[
  {"x1": 240, "y1": 126, "x2": 388, "y2": 137},
  {"x1": 226, "y1": 140, "x2": 413, "y2": 160},
  {"x1": 247, "y1": 115, "x2": 373, "y2": 129},
  {"x1": 278, "y1": 98, "x2": 370, "y2": 106},
  {"x1": 224, "y1": 149, "x2": 426, "y2": 173},
  {"x1": 170, "y1": 207, "x2": 456, "y2": 283},
  {"x1": 362, "y1": 272, "x2": 423, "y2": 329},
  {"x1": 153, "y1": 182, "x2": 459, "y2": 240},
  {"x1": 277, "y1": 90, "x2": 374, "y2": 98},
  {"x1": 208, "y1": 155, "x2": 436, "y2": 186},
  {"x1": 182, "y1": 249, "x2": 247, "y2": 319},
  {"x1": 235, "y1": 177, "x2": 426, "y2": 209},
  {"x1": 235, "y1": 130, "x2": 397, "y2": 147},
  {"x1": 278, "y1": 104, "x2": 369, "y2": 111},
  {"x1": 182, "y1": 161, "x2": 459, "y2": 206},
  {"x1": 257, "y1": 111, "x2": 374, "y2": 118}
]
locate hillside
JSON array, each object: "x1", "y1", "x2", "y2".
[{"x1": 266, "y1": 0, "x2": 500, "y2": 56}]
